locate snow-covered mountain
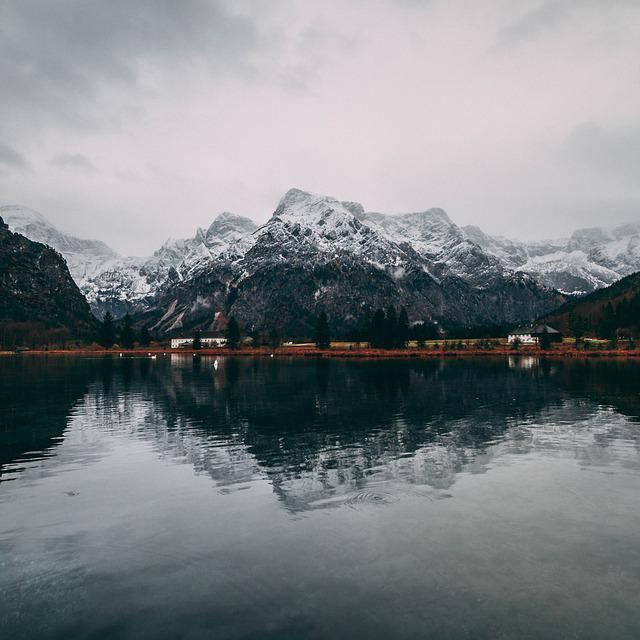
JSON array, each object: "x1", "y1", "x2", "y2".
[
  {"x1": 4, "y1": 192, "x2": 636, "y2": 333},
  {"x1": 82, "y1": 212, "x2": 257, "y2": 318},
  {"x1": 464, "y1": 223, "x2": 640, "y2": 294},
  {"x1": 143, "y1": 189, "x2": 563, "y2": 334},
  {"x1": 356, "y1": 207, "x2": 509, "y2": 287},
  {"x1": 0, "y1": 204, "x2": 257, "y2": 318},
  {"x1": 0, "y1": 205, "x2": 117, "y2": 283}
]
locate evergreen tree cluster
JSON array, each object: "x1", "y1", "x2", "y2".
[
  {"x1": 226, "y1": 317, "x2": 241, "y2": 349},
  {"x1": 368, "y1": 306, "x2": 418, "y2": 349},
  {"x1": 98, "y1": 312, "x2": 153, "y2": 349},
  {"x1": 596, "y1": 296, "x2": 640, "y2": 339},
  {"x1": 315, "y1": 312, "x2": 331, "y2": 350},
  {"x1": 560, "y1": 292, "x2": 639, "y2": 343}
]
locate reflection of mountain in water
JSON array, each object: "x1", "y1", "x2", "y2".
[
  {"x1": 0, "y1": 357, "x2": 97, "y2": 481},
  {"x1": 11, "y1": 355, "x2": 635, "y2": 512}
]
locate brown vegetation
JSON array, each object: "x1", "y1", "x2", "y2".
[{"x1": 4, "y1": 340, "x2": 639, "y2": 359}]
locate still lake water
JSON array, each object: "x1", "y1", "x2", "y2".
[{"x1": 1, "y1": 355, "x2": 640, "y2": 639}]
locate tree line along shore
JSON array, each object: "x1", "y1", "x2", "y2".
[
  {"x1": 1, "y1": 301, "x2": 638, "y2": 355},
  {"x1": 2, "y1": 321, "x2": 639, "y2": 360}
]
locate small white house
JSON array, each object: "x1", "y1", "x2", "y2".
[
  {"x1": 508, "y1": 331, "x2": 537, "y2": 344},
  {"x1": 170, "y1": 336, "x2": 227, "y2": 349},
  {"x1": 507, "y1": 324, "x2": 562, "y2": 345}
]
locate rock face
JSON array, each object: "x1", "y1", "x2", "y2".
[
  {"x1": 142, "y1": 189, "x2": 564, "y2": 335},
  {"x1": 464, "y1": 223, "x2": 640, "y2": 295},
  {"x1": 0, "y1": 217, "x2": 96, "y2": 334},
  {"x1": 1, "y1": 204, "x2": 257, "y2": 319},
  {"x1": 83, "y1": 211, "x2": 258, "y2": 319},
  {"x1": 8, "y1": 190, "x2": 638, "y2": 335},
  {"x1": 0, "y1": 205, "x2": 117, "y2": 283}
]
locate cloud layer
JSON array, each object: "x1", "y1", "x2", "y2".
[{"x1": 1, "y1": 0, "x2": 639, "y2": 253}]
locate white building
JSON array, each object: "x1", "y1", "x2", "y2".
[
  {"x1": 170, "y1": 336, "x2": 227, "y2": 349},
  {"x1": 507, "y1": 324, "x2": 562, "y2": 345}
]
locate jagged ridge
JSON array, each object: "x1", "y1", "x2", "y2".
[{"x1": 6, "y1": 190, "x2": 638, "y2": 334}]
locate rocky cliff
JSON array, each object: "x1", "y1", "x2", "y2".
[{"x1": 0, "y1": 217, "x2": 96, "y2": 335}]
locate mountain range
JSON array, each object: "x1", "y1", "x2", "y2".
[{"x1": 1, "y1": 191, "x2": 638, "y2": 335}]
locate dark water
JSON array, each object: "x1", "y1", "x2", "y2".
[{"x1": 1, "y1": 355, "x2": 640, "y2": 639}]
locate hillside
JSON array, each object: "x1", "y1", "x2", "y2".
[
  {"x1": 544, "y1": 271, "x2": 640, "y2": 337},
  {"x1": 0, "y1": 204, "x2": 118, "y2": 283},
  {"x1": 0, "y1": 217, "x2": 96, "y2": 342}
]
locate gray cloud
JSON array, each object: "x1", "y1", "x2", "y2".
[
  {"x1": 493, "y1": 2, "x2": 568, "y2": 50},
  {"x1": 561, "y1": 122, "x2": 640, "y2": 181},
  {"x1": 0, "y1": 0, "x2": 287, "y2": 130},
  {"x1": 52, "y1": 153, "x2": 97, "y2": 173},
  {"x1": 0, "y1": 143, "x2": 29, "y2": 170},
  {"x1": 1, "y1": 1, "x2": 639, "y2": 253}
]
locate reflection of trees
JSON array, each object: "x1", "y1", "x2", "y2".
[
  {"x1": 552, "y1": 359, "x2": 640, "y2": 419},
  {"x1": 0, "y1": 357, "x2": 97, "y2": 481},
  {"x1": 64, "y1": 356, "x2": 637, "y2": 511},
  {"x1": 5, "y1": 356, "x2": 639, "y2": 511}
]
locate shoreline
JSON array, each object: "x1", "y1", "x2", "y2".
[{"x1": 2, "y1": 346, "x2": 640, "y2": 359}]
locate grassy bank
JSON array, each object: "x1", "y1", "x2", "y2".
[{"x1": 3, "y1": 343, "x2": 640, "y2": 359}]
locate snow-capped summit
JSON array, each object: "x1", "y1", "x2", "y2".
[
  {"x1": 144, "y1": 188, "x2": 562, "y2": 334},
  {"x1": 205, "y1": 212, "x2": 257, "y2": 244},
  {"x1": 356, "y1": 207, "x2": 510, "y2": 286},
  {"x1": 273, "y1": 188, "x2": 363, "y2": 223},
  {"x1": 5, "y1": 191, "x2": 636, "y2": 331},
  {"x1": 0, "y1": 204, "x2": 260, "y2": 318},
  {"x1": 464, "y1": 221, "x2": 640, "y2": 294},
  {"x1": 155, "y1": 211, "x2": 257, "y2": 263},
  {"x1": 0, "y1": 204, "x2": 118, "y2": 282},
  {"x1": 85, "y1": 211, "x2": 258, "y2": 317},
  {"x1": 258, "y1": 188, "x2": 421, "y2": 275}
]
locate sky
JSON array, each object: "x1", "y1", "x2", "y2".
[{"x1": 1, "y1": 0, "x2": 639, "y2": 255}]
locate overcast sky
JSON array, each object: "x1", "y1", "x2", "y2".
[{"x1": 1, "y1": 0, "x2": 639, "y2": 255}]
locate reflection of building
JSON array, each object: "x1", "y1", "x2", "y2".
[
  {"x1": 171, "y1": 335, "x2": 227, "y2": 349},
  {"x1": 508, "y1": 324, "x2": 562, "y2": 345}
]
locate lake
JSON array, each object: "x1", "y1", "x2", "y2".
[{"x1": 1, "y1": 355, "x2": 640, "y2": 639}]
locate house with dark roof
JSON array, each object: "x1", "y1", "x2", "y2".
[{"x1": 507, "y1": 324, "x2": 562, "y2": 345}]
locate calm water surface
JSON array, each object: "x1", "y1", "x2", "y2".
[{"x1": 1, "y1": 355, "x2": 640, "y2": 639}]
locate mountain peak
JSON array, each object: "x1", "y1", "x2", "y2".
[
  {"x1": 275, "y1": 188, "x2": 331, "y2": 213},
  {"x1": 1, "y1": 204, "x2": 51, "y2": 230},
  {"x1": 569, "y1": 227, "x2": 612, "y2": 247},
  {"x1": 206, "y1": 212, "x2": 257, "y2": 241},
  {"x1": 274, "y1": 188, "x2": 365, "y2": 221}
]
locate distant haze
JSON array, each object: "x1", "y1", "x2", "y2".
[{"x1": 1, "y1": 0, "x2": 639, "y2": 255}]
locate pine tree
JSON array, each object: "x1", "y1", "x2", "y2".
[
  {"x1": 315, "y1": 312, "x2": 331, "y2": 350},
  {"x1": 414, "y1": 322, "x2": 426, "y2": 349},
  {"x1": 193, "y1": 329, "x2": 202, "y2": 350},
  {"x1": 249, "y1": 329, "x2": 261, "y2": 347},
  {"x1": 99, "y1": 312, "x2": 116, "y2": 349},
  {"x1": 384, "y1": 306, "x2": 398, "y2": 349},
  {"x1": 120, "y1": 313, "x2": 135, "y2": 349},
  {"x1": 139, "y1": 326, "x2": 151, "y2": 346},
  {"x1": 569, "y1": 313, "x2": 587, "y2": 347},
  {"x1": 398, "y1": 307, "x2": 409, "y2": 348},
  {"x1": 268, "y1": 329, "x2": 281, "y2": 348},
  {"x1": 226, "y1": 317, "x2": 241, "y2": 349},
  {"x1": 369, "y1": 309, "x2": 386, "y2": 348},
  {"x1": 597, "y1": 302, "x2": 617, "y2": 340}
]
